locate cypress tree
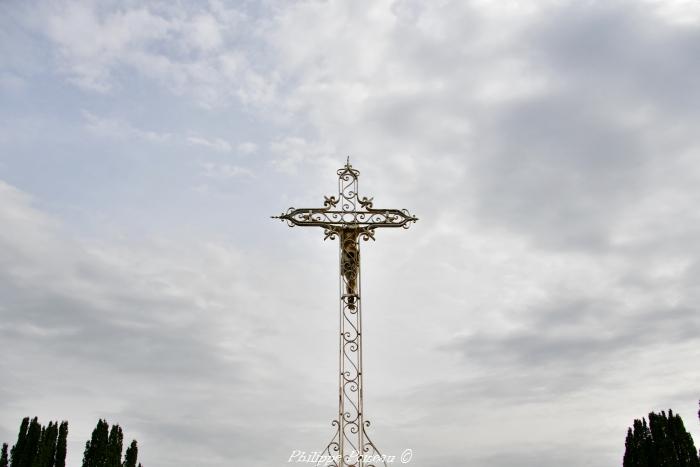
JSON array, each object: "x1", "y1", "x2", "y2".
[
  {"x1": 625, "y1": 418, "x2": 653, "y2": 467},
  {"x1": 9, "y1": 419, "x2": 64, "y2": 467},
  {"x1": 49, "y1": 422, "x2": 59, "y2": 467},
  {"x1": 82, "y1": 419, "x2": 109, "y2": 467},
  {"x1": 624, "y1": 410, "x2": 700, "y2": 467},
  {"x1": 670, "y1": 410, "x2": 700, "y2": 467},
  {"x1": 21, "y1": 418, "x2": 42, "y2": 467},
  {"x1": 106, "y1": 425, "x2": 123, "y2": 467},
  {"x1": 55, "y1": 422, "x2": 68, "y2": 467},
  {"x1": 31, "y1": 422, "x2": 60, "y2": 467},
  {"x1": 29, "y1": 424, "x2": 47, "y2": 467},
  {"x1": 623, "y1": 427, "x2": 636, "y2": 467},
  {"x1": 82, "y1": 420, "x2": 135, "y2": 467},
  {"x1": 649, "y1": 412, "x2": 668, "y2": 466},
  {"x1": 42, "y1": 422, "x2": 58, "y2": 467},
  {"x1": 81, "y1": 420, "x2": 142, "y2": 467},
  {"x1": 122, "y1": 441, "x2": 137, "y2": 467},
  {"x1": 9, "y1": 418, "x2": 30, "y2": 467},
  {"x1": 82, "y1": 441, "x2": 91, "y2": 467},
  {"x1": 1, "y1": 444, "x2": 9, "y2": 467}
]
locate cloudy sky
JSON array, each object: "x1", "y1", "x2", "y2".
[{"x1": 2, "y1": 0, "x2": 700, "y2": 466}]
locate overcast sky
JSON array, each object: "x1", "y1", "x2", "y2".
[{"x1": 2, "y1": 1, "x2": 700, "y2": 466}]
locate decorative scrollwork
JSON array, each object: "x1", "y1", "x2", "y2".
[
  {"x1": 324, "y1": 195, "x2": 339, "y2": 208},
  {"x1": 316, "y1": 421, "x2": 340, "y2": 467},
  {"x1": 358, "y1": 196, "x2": 374, "y2": 209},
  {"x1": 274, "y1": 159, "x2": 416, "y2": 466},
  {"x1": 272, "y1": 160, "x2": 417, "y2": 238},
  {"x1": 362, "y1": 421, "x2": 389, "y2": 467},
  {"x1": 273, "y1": 207, "x2": 417, "y2": 232}
]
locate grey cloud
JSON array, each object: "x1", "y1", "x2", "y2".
[
  {"x1": 302, "y1": 1, "x2": 700, "y2": 255},
  {"x1": 471, "y1": 448, "x2": 590, "y2": 467},
  {"x1": 0, "y1": 180, "x2": 315, "y2": 466},
  {"x1": 0, "y1": 251, "x2": 240, "y2": 381},
  {"x1": 535, "y1": 3, "x2": 700, "y2": 115},
  {"x1": 445, "y1": 295, "x2": 700, "y2": 369},
  {"x1": 3, "y1": 1, "x2": 700, "y2": 466},
  {"x1": 468, "y1": 4, "x2": 700, "y2": 251}
]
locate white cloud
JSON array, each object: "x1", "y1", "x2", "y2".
[
  {"x1": 648, "y1": 0, "x2": 700, "y2": 25},
  {"x1": 237, "y1": 141, "x2": 258, "y2": 155},
  {"x1": 47, "y1": 3, "x2": 172, "y2": 92},
  {"x1": 42, "y1": 1, "x2": 274, "y2": 107},
  {"x1": 268, "y1": 136, "x2": 336, "y2": 174},
  {"x1": 187, "y1": 13, "x2": 223, "y2": 51},
  {"x1": 82, "y1": 110, "x2": 172, "y2": 142},
  {"x1": 187, "y1": 135, "x2": 233, "y2": 152},
  {"x1": 200, "y1": 162, "x2": 253, "y2": 178}
]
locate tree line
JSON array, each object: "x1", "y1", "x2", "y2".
[
  {"x1": 2, "y1": 404, "x2": 698, "y2": 466},
  {"x1": 623, "y1": 402, "x2": 700, "y2": 467},
  {"x1": 1, "y1": 418, "x2": 142, "y2": 467}
]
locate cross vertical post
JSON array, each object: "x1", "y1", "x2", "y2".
[{"x1": 274, "y1": 160, "x2": 417, "y2": 467}]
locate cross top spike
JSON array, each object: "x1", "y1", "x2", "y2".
[{"x1": 273, "y1": 160, "x2": 418, "y2": 241}]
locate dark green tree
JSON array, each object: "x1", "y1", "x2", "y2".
[
  {"x1": 44, "y1": 421, "x2": 58, "y2": 467},
  {"x1": 5, "y1": 417, "x2": 140, "y2": 467},
  {"x1": 31, "y1": 421, "x2": 59, "y2": 467},
  {"x1": 9, "y1": 417, "x2": 30, "y2": 467},
  {"x1": 81, "y1": 420, "x2": 137, "y2": 467},
  {"x1": 1, "y1": 443, "x2": 9, "y2": 467},
  {"x1": 106, "y1": 425, "x2": 123, "y2": 467},
  {"x1": 21, "y1": 418, "x2": 42, "y2": 467},
  {"x1": 122, "y1": 441, "x2": 138, "y2": 467},
  {"x1": 8, "y1": 418, "x2": 64, "y2": 467},
  {"x1": 54, "y1": 422, "x2": 68, "y2": 467},
  {"x1": 82, "y1": 419, "x2": 109, "y2": 467},
  {"x1": 624, "y1": 409, "x2": 700, "y2": 467},
  {"x1": 29, "y1": 425, "x2": 46, "y2": 467}
]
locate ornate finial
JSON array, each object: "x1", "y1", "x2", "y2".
[{"x1": 339, "y1": 156, "x2": 360, "y2": 178}]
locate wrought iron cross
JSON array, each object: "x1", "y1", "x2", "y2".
[{"x1": 273, "y1": 159, "x2": 417, "y2": 467}]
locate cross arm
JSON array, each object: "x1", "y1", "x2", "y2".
[{"x1": 272, "y1": 206, "x2": 418, "y2": 230}]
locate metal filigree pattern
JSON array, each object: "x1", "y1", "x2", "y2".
[
  {"x1": 274, "y1": 159, "x2": 416, "y2": 467},
  {"x1": 274, "y1": 160, "x2": 417, "y2": 235}
]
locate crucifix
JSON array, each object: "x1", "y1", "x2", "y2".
[{"x1": 273, "y1": 159, "x2": 417, "y2": 467}]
